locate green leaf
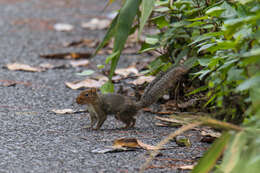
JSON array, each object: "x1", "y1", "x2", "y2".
[
  {"x1": 139, "y1": 42, "x2": 158, "y2": 53},
  {"x1": 186, "y1": 21, "x2": 206, "y2": 28},
  {"x1": 100, "y1": 81, "x2": 114, "y2": 94},
  {"x1": 188, "y1": 16, "x2": 209, "y2": 21},
  {"x1": 94, "y1": 15, "x2": 118, "y2": 56},
  {"x1": 105, "y1": 51, "x2": 120, "y2": 64},
  {"x1": 227, "y1": 67, "x2": 244, "y2": 82},
  {"x1": 217, "y1": 132, "x2": 247, "y2": 173},
  {"x1": 76, "y1": 70, "x2": 95, "y2": 76},
  {"x1": 153, "y1": 7, "x2": 170, "y2": 12},
  {"x1": 109, "y1": 0, "x2": 141, "y2": 79},
  {"x1": 194, "y1": 69, "x2": 211, "y2": 80},
  {"x1": 198, "y1": 58, "x2": 211, "y2": 66},
  {"x1": 171, "y1": 21, "x2": 190, "y2": 28},
  {"x1": 145, "y1": 35, "x2": 159, "y2": 45},
  {"x1": 139, "y1": 0, "x2": 155, "y2": 38},
  {"x1": 206, "y1": 6, "x2": 225, "y2": 17},
  {"x1": 192, "y1": 132, "x2": 231, "y2": 173},
  {"x1": 153, "y1": 15, "x2": 169, "y2": 29},
  {"x1": 238, "y1": 0, "x2": 256, "y2": 5},
  {"x1": 220, "y1": 1, "x2": 238, "y2": 18},
  {"x1": 97, "y1": 64, "x2": 105, "y2": 69},
  {"x1": 186, "y1": 85, "x2": 208, "y2": 96},
  {"x1": 236, "y1": 73, "x2": 260, "y2": 91},
  {"x1": 198, "y1": 43, "x2": 216, "y2": 53},
  {"x1": 217, "y1": 40, "x2": 237, "y2": 50},
  {"x1": 189, "y1": 36, "x2": 211, "y2": 46},
  {"x1": 242, "y1": 48, "x2": 260, "y2": 58},
  {"x1": 204, "y1": 94, "x2": 217, "y2": 107}
]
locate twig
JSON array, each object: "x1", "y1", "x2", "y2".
[{"x1": 139, "y1": 121, "x2": 202, "y2": 173}]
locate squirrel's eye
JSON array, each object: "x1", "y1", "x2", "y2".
[{"x1": 85, "y1": 93, "x2": 88, "y2": 97}]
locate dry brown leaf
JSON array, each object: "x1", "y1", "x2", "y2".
[
  {"x1": 113, "y1": 138, "x2": 160, "y2": 150},
  {"x1": 178, "y1": 164, "x2": 195, "y2": 170},
  {"x1": 65, "y1": 79, "x2": 106, "y2": 90},
  {"x1": 128, "y1": 76, "x2": 155, "y2": 85},
  {"x1": 97, "y1": 49, "x2": 113, "y2": 55},
  {"x1": 63, "y1": 39, "x2": 99, "y2": 48},
  {"x1": 0, "y1": 80, "x2": 17, "y2": 87},
  {"x1": 111, "y1": 75, "x2": 122, "y2": 82},
  {"x1": 51, "y1": 109, "x2": 76, "y2": 114},
  {"x1": 91, "y1": 147, "x2": 136, "y2": 154},
  {"x1": 6, "y1": 63, "x2": 43, "y2": 72},
  {"x1": 113, "y1": 138, "x2": 140, "y2": 148},
  {"x1": 115, "y1": 66, "x2": 139, "y2": 77},
  {"x1": 69, "y1": 60, "x2": 89, "y2": 67},
  {"x1": 201, "y1": 128, "x2": 221, "y2": 138},
  {"x1": 53, "y1": 23, "x2": 74, "y2": 31},
  {"x1": 177, "y1": 98, "x2": 198, "y2": 109},
  {"x1": 81, "y1": 18, "x2": 111, "y2": 30},
  {"x1": 39, "y1": 62, "x2": 69, "y2": 69},
  {"x1": 40, "y1": 52, "x2": 91, "y2": 59},
  {"x1": 155, "y1": 122, "x2": 172, "y2": 127},
  {"x1": 91, "y1": 74, "x2": 109, "y2": 82}
]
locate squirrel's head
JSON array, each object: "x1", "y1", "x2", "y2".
[{"x1": 76, "y1": 88, "x2": 98, "y2": 104}]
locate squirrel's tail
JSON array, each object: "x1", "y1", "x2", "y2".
[{"x1": 138, "y1": 65, "x2": 189, "y2": 108}]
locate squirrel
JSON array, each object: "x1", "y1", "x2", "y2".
[{"x1": 76, "y1": 65, "x2": 188, "y2": 130}]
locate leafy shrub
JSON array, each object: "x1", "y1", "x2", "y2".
[{"x1": 96, "y1": 0, "x2": 260, "y2": 172}]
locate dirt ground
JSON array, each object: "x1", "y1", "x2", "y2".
[{"x1": 0, "y1": 0, "x2": 209, "y2": 172}]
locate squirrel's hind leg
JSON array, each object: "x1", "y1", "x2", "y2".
[{"x1": 116, "y1": 112, "x2": 136, "y2": 129}]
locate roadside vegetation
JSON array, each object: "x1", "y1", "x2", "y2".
[{"x1": 94, "y1": 0, "x2": 260, "y2": 172}]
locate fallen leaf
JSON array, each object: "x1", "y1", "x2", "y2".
[
  {"x1": 113, "y1": 138, "x2": 160, "y2": 150},
  {"x1": 115, "y1": 66, "x2": 139, "y2": 77},
  {"x1": 128, "y1": 76, "x2": 155, "y2": 85},
  {"x1": 177, "y1": 98, "x2": 198, "y2": 109},
  {"x1": 113, "y1": 138, "x2": 140, "y2": 148},
  {"x1": 155, "y1": 122, "x2": 174, "y2": 127},
  {"x1": 63, "y1": 39, "x2": 99, "y2": 48},
  {"x1": 0, "y1": 80, "x2": 17, "y2": 87},
  {"x1": 175, "y1": 135, "x2": 191, "y2": 147},
  {"x1": 53, "y1": 23, "x2": 74, "y2": 31},
  {"x1": 91, "y1": 74, "x2": 109, "y2": 82},
  {"x1": 201, "y1": 128, "x2": 221, "y2": 138},
  {"x1": 65, "y1": 78, "x2": 106, "y2": 90},
  {"x1": 40, "y1": 52, "x2": 91, "y2": 59},
  {"x1": 51, "y1": 109, "x2": 75, "y2": 114},
  {"x1": 81, "y1": 18, "x2": 111, "y2": 30},
  {"x1": 76, "y1": 70, "x2": 95, "y2": 76},
  {"x1": 200, "y1": 128, "x2": 221, "y2": 143},
  {"x1": 51, "y1": 109, "x2": 86, "y2": 114},
  {"x1": 178, "y1": 164, "x2": 195, "y2": 170},
  {"x1": 91, "y1": 147, "x2": 136, "y2": 154},
  {"x1": 111, "y1": 75, "x2": 122, "y2": 82},
  {"x1": 6, "y1": 63, "x2": 43, "y2": 72},
  {"x1": 39, "y1": 62, "x2": 68, "y2": 69},
  {"x1": 69, "y1": 60, "x2": 89, "y2": 67}
]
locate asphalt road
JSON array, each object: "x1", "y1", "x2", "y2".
[{"x1": 0, "y1": 0, "x2": 209, "y2": 172}]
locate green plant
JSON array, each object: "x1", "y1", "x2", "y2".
[{"x1": 96, "y1": 0, "x2": 260, "y2": 172}]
